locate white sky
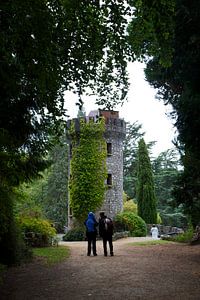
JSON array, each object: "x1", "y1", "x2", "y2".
[{"x1": 64, "y1": 61, "x2": 176, "y2": 157}]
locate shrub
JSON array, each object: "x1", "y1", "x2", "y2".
[
  {"x1": 17, "y1": 216, "x2": 56, "y2": 247},
  {"x1": 63, "y1": 228, "x2": 85, "y2": 241},
  {"x1": 114, "y1": 212, "x2": 147, "y2": 237},
  {"x1": 171, "y1": 228, "x2": 194, "y2": 243},
  {"x1": 113, "y1": 231, "x2": 129, "y2": 240},
  {"x1": 157, "y1": 212, "x2": 162, "y2": 224},
  {"x1": 123, "y1": 200, "x2": 137, "y2": 214}
]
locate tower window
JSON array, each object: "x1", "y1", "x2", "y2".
[
  {"x1": 107, "y1": 143, "x2": 112, "y2": 156},
  {"x1": 107, "y1": 174, "x2": 112, "y2": 186}
]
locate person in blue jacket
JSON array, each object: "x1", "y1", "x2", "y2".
[{"x1": 84, "y1": 212, "x2": 98, "y2": 256}]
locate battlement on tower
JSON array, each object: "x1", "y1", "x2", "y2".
[{"x1": 66, "y1": 109, "x2": 126, "y2": 139}]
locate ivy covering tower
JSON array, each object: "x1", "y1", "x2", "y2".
[{"x1": 136, "y1": 138, "x2": 157, "y2": 224}]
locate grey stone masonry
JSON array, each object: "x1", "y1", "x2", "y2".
[{"x1": 98, "y1": 114, "x2": 126, "y2": 220}]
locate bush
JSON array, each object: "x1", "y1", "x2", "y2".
[
  {"x1": 114, "y1": 212, "x2": 147, "y2": 237},
  {"x1": 17, "y1": 216, "x2": 56, "y2": 247},
  {"x1": 123, "y1": 200, "x2": 137, "y2": 214},
  {"x1": 171, "y1": 228, "x2": 194, "y2": 243},
  {"x1": 113, "y1": 231, "x2": 129, "y2": 240},
  {"x1": 157, "y1": 212, "x2": 162, "y2": 224},
  {"x1": 63, "y1": 228, "x2": 85, "y2": 241}
]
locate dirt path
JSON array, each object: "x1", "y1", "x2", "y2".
[{"x1": 0, "y1": 237, "x2": 200, "y2": 299}]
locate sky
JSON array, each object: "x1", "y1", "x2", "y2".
[{"x1": 64, "y1": 61, "x2": 176, "y2": 157}]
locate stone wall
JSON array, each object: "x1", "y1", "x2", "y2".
[
  {"x1": 96, "y1": 117, "x2": 126, "y2": 220},
  {"x1": 147, "y1": 224, "x2": 184, "y2": 235}
]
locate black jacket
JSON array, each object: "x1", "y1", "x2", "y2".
[{"x1": 99, "y1": 217, "x2": 113, "y2": 237}]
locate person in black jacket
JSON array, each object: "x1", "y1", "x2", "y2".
[
  {"x1": 99, "y1": 212, "x2": 114, "y2": 256},
  {"x1": 84, "y1": 212, "x2": 98, "y2": 256}
]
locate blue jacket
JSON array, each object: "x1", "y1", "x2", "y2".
[{"x1": 85, "y1": 212, "x2": 98, "y2": 233}]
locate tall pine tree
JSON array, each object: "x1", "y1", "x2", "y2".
[{"x1": 136, "y1": 139, "x2": 157, "y2": 224}]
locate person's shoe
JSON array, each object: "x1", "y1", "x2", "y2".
[
  {"x1": 93, "y1": 253, "x2": 97, "y2": 256},
  {"x1": 87, "y1": 254, "x2": 90, "y2": 256},
  {"x1": 110, "y1": 253, "x2": 114, "y2": 256},
  {"x1": 104, "y1": 253, "x2": 107, "y2": 256}
]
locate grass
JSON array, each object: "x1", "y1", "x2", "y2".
[
  {"x1": 33, "y1": 245, "x2": 70, "y2": 266},
  {"x1": 170, "y1": 229, "x2": 194, "y2": 243},
  {"x1": 0, "y1": 264, "x2": 8, "y2": 285},
  {"x1": 129, "y1": 240, "x2": 172, "y2": 246}
]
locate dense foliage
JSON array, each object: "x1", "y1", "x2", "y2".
[
  {"x1": 128, "y1": 0, "x2": 175, "y2": 66},
  {"x1": 17, "y1": 216, "x2": 56, "y2": 247},
  {"x1": 63, "y1": 228, "x2": 85, "y2": 242},
  {"x1": 69, "y1": 118, "x2": 107, "y2": 222},
  {"x1": 0, "y1": 0, "x2": 132, "y2": 265},
  {"x1": 123, "y1": 123, "x2": 183, "y2": 226},
  {"x1": 114, "y1": 212, "x2": 147, "y2": 237},
  {"x1": 145, "y1": 1, "x2": 200, "y2": 226},
  {"x1": 123, "y1": 200, "x2": 137, "y2": 214},
  {"x1": 14, "y1": 137, "x2": 68, "y2": 232},
  {"x1": 123, "y1": 121, "x2": 145, "y2": 199},
  {"x1": 128, "y1": 0, "x2": 200, "y2": 226},
  {"x1": 152, "y1": 149, "x2": 180, "y2": 211},
  {"x1": 0, "y1": 0, "x2": 131, "y2": 188},
  {"x1": 42, "y1": 139, "x2": 68, "y2": 232},
  {"x1": 136, "y1": 139, "x2": 157, "y2": 224}
]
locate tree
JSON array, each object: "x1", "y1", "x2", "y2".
[
  {"x1": 128, "y1": 0, "x2": 175, "y2": 67},
  {"x1": 0, "y1": 0, "x2": 131, "y2": 188},
  {"x1": 152, "y1": 149, "x2": 188, "y2": 227},
  {"x1": 152, "y1": 149, "x2": 180, "y2": 211},
  {"x1": 123, "y1": 122, "x2": 145, "y2": 199},
  {"x1": 42, "y1": 137, "x2": 68, "y2": 232},
  {"x1": 128, "y1": 0, "x2": 200, "y2": 226},
  {"x1": 14, "y1": 136, "x2": 68, "y2": 233},
  {"x1": 0, "y1": 0, "x2": 132, "y2": 264},
  {"x1": 69, "y1": 118, "x2": 107, "y2": 222},
  {"x1": 123, "y1": 121, "x2": 156, "y2": 199},
  {"x1": 136, "y1": 139, "x2": 157, "y2": 224},
  {"x1": 15, "y1": 133, "x2": 68, "y2": 231}
]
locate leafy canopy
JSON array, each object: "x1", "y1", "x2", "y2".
[
  {"x1": 130, "y1": 0, "x2": 200, "y2": 226},
  {"x1": 0, "y1": 0, "x2": 131, "y2": 187}
]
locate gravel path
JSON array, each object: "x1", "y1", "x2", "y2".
[{"x1": 0, "y1": 237, "x2": 200, "y2": 299}]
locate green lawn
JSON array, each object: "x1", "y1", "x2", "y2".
[
  {"x1": 129, "y1": 240, "x2": 172, "y2": 246},
  {"x1": 33, "y1": 246, "x2": 70, "y2": 266}
]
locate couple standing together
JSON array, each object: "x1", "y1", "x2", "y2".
[{"x1": 84, "y1": 212, "x2": 114, "y2": 257}]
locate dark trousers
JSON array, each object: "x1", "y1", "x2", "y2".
[
  {"x1": 86, "y1": 232, "x2": 97, "y2": 255},
  {"x1": 102, "y1": 234, "x2": 113, "y2": 255}
]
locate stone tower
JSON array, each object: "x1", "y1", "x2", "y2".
[{"x1": 67, "y1": 109, "x2": 126, "y2": 226}]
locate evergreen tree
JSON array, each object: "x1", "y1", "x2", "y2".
[
  {"x1": 14, "y1": 135, "x2": 69, "y2": 232},
  {"x1": 152, "y1": 149, "x2": 180, "y2": 211},
  {"x1": 136, "y1": 139, "x2": 157, "y2": 224},
  {"x1": 42, "y1": 138, "x2": 68, "y2": 231},
  {"x1": 123, "y1": 122, "x2": 145, "y2": 199},
  {"x1": 128, "y1": 0, "x2": 200, "y2": 226}
]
